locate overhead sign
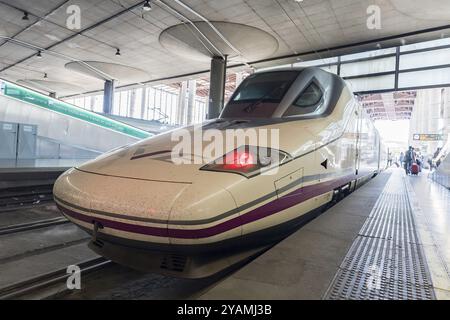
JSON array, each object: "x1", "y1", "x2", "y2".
[{"x1": 413, "y1": 134, "x2": 445, "y2": 141}]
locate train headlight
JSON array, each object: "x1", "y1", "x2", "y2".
[{"x1": 200, "y1": 146, "x2": 292, "y2": 178}]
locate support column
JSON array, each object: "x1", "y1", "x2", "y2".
[
  {"x1": 140, "y1": 87, "x2": 147, "y2": 119},
  {"x1": 177, "y1": 81, "x2": 188, "y2": 125},
  {"x1": 208, "y1": 56, "x2": 227, "y2": 119},
  {"x1": 89, "y1": 96, "x2": 95, "y2": 111},
  {"x1": 186, "y1": 80, "x2": 196, "y2": 125},
  {"x1": 337, "y1": 56, "x2": 341, "y2": 76},
  {"x1": 103, "y1": 80, "x2": 115, "y2": 114},
  {"x1": 129, "y1": 89, "x2": 136, "y2": 118}
]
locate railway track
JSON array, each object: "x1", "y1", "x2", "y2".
[
  {"x1": 0, "y1": 184, "x2": 54, "y2": 212},
  {"x1": 0, "y1": 216, "x2": 68, "y2": 236},
  {"x1": 0, "y1": 257, "x2": 112, "y2": 300},
  {"x1": 0, "y1": 194, "x2": 100, "y2": 300},
  {"x1": 0, "y1": 179, "x2": 353, "y2": 300},
  {"x1": 0, "y1": 179, "x2": 357, "y2": 300}
]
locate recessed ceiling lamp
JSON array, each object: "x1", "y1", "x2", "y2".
[
  {"x1": 143, "y1": 0, "x2": 152, "y2": 11},
  {"x1": 115, "y1": 48, "x2": 121, "y2": 56},
  {"x1": 22, "y1": 11, "x2": 29, "y2": 20},
  {"x1": 36, "y1": 51, "x2": 42, "y2": 58}
]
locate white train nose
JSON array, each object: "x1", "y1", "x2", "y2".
[
  {"x1": 54, "y1": 166, "x2": 242, "y2": 247},
  {"x1": 53, "y1": 167, "x2": 191, "y2": 245}
]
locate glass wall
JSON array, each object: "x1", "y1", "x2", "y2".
[
  {"x1": 258, "y1": 38, "x2": 450, "y2": 94},
  {"x1": 64, "y1": 84, "x2": 207, "y2": 126}
]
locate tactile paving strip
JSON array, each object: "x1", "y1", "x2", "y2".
[{"x1": 324, "y1": 173, "x2": 435, "y2": 300}]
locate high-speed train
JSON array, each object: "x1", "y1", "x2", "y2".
[{"x1": 54, "y1": 67, "x2": 387, "y2": 278}]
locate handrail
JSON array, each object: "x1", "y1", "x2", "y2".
[{"x1": 0, "y1": 79, "x2": 151, "y2": 140}]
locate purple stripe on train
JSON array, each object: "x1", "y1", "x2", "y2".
[{"x1": 58, "y1": 173, "x2": 357, "y2": 239}]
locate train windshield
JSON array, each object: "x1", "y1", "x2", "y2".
[{"x1": 220, "y1": 71, "x2": 300, "y2": 118}]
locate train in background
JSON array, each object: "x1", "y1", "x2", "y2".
[{"x1": 54, "y1": 67, "x2": 388, "y2": 278}]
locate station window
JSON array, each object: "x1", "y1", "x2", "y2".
[{"x1": 283, "y1": 81, "x2": 324, "y2": 117}]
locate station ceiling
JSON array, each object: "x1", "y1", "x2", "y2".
[{"x1": 0, "y1": 0, "x2": 449, "y2": 97}]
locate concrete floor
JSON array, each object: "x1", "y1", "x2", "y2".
[
  {"x1": 199, "y1": 171, "x2": 392, "y2": 299},
  {"x1": 0, "y1": 204, "x2": 60, "y2": 228},
  {"x1": 0, "y1": 222, "x2": 92, "y2": 290},
  {"x1": 199, "y1": 169, "x2": 450, "y2": 300},
  {"x1": 408, "y1": 172, "x2": 450, "y2": 299}
]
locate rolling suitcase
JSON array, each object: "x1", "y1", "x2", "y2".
[{"x1": 411, "y1": 163, "x2": 419, "y2": 175}]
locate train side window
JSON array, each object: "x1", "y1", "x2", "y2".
[{"x1": 283, "y1": 82, "x2": 324, "y2": 117}]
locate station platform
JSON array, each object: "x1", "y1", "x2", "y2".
[
  {"x1": 199, "y1": 168, "x2": 450, "y2": 300},
  {"x1": 0, "y1": 159, "x2": 82, "y2": 189},
  {"x1": 0, "y1": 159, "x2": 87, "y2": 170}
]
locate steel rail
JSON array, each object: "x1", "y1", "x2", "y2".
[
  {"x1": 0, "y1": 185, "x2": 54, "y2": 212},
  {"x1": 0, "y1": 217, "x2": 68, "y2": 236},
  {"x1": 0, "y1": 257, "x2": 111, "y2": 300}
]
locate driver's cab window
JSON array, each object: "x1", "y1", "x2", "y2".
[{"x1": 283, "y1": 82, "x2": 323, "y2": 117}]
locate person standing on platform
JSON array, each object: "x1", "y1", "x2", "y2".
[{"x1": 404, "y1": 146, "x2": 415, "y2": 175}]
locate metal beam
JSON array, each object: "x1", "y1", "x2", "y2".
[
  {"x1": 0, "y1": 1, "x2": 148, "y2": 74},
  {"x1": 156, "y1": 0, "x2": 224, "y2": 59},
  {"x1": 394, "y1": 47, "x2": 400, "y2": 90},
  {"x1": 0, "y1": 0, "x2": 70, "y2": 50},
  {"x1": 172, "y1": 0, "x2": 242, "y2": 58},
  {"x1": 355, "y1": 83, "x2": 450, "y2": 95}
]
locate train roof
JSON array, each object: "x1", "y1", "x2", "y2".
[{"x1": 255, "y1": 66, "x2": 344, "y2": 80}]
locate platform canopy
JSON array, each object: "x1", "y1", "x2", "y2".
[{"x1": 0, "y1": 0, "x2": 449, "y2": 97}]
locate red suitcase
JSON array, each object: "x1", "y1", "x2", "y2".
[{"x1": 411, "y1": 163, "x2": 419, "y2": 175}]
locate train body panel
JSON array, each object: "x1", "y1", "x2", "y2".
[{"x1": 54, "y1": 67, "x2": 385, "y2": 277}]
